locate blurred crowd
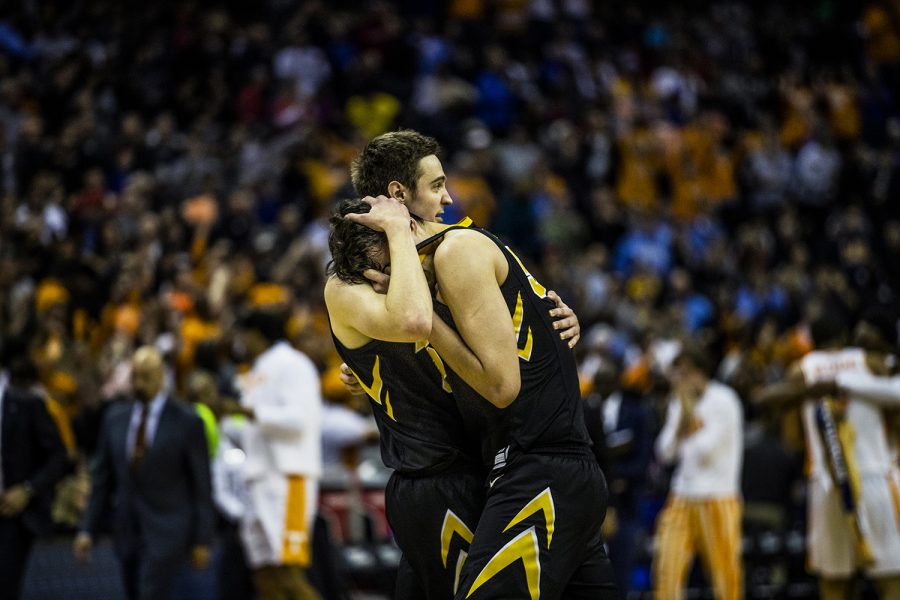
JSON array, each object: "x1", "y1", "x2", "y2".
[{"x1": 1, "y1": 0, "x2": 900, "y2": 597}]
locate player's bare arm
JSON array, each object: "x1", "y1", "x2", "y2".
[
  {"x1": 865, "y1": 351, "x2": 891, "y2": 376},
  {"x1": 427, "y1": 230, "x2": 521, "y2": 408},
  {"x1": 753, "y1": 361, "x2": 812, "y2": 409},
  {"x1": 324, "y1": 196, "x2": 432, "y2": 348},
  {"x1": 338, "y1": 280, "x2": 579, "y2": 398},
  {"x1": 354, "y1": 272, "x2": 582, "y2": 342}
]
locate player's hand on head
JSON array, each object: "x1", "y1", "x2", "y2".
[
  {"x1": 547, "y1": 290, "x2": 580, "y2": 349},
  {"x1": 364, "y1": 266, "x2": 391, "y2": 294},
  {"x1": 340, "y1": 363, "x2": 365, "y2": 395},
  {"x1": 345, "y1": 195, "x2": 412, "y2": 232}
]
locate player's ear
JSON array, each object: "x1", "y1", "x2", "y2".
[{"x1": 387, "y1": 181, "x2": 406, "y2": 202}]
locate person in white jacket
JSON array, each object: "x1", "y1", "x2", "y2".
[
  {"x1": 230, "y1": 310, "x2": 323, "y2": 600},
  {"x1": 653, "y1": 343, "x2": 744, "y2": 600}
]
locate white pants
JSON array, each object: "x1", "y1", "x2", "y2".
[
  {"x1": 241, "y1": 472, "x2": 318, "y2": 569},
  {"x1": 807, "y1": 473, "x2": 900, "y2": 578}
]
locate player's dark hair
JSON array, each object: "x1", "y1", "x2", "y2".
[
  {"x1": 859, "y1": 306, "x2": 898, "y2": 347},
  {"x1": 0, "y1": 336, "x2": 39, "y2": 385},
  {"x1": 327, "y1": 198, "x2": 387, "y2": 285},
  {"x1": 674, "y1": 342, "x2": 716, "y2": 378},
  {"x1": 351, "y1": 130, "x2": 440, "y2": 198},
  {"x1": 809, "y1": 314, "x2": 847, "y2": 348},
  {"x1": 239, "y1": 310, "x2": 286, "y2": 344}
]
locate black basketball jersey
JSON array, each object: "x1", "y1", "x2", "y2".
[
  {"x1": 331, "y1": 331, "x2": 481, "y2": 477},
  {"x1": 420, "y1": 225, "x2": 593, "y2": 469}
]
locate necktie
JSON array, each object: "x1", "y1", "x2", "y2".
[{"x1": 131, "y1": 403, "x2": 149, "y2": 471}]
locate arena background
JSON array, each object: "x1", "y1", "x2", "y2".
[{"x1": 1, "y1": 0, "x2": 898, "y2": 598}]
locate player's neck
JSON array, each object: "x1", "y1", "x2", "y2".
[{"x1": 414, "y1": 220, "x2": 451, "y2": 241}]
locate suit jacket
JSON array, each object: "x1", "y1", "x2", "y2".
[
  {"x1": 82, "y1": 396, "x2": 214, "y2": 561},
  {"x1": 1, "y1": 387, "x2": 68, "y2": 536},
  {"x1": 587, "y1": 391, "x2": 653, "y2": 517}
]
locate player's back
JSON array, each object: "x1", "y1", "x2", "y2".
[
  {"x1": 799, "y1": 347, "x2": 892, "y2": 477},
  {"x1": 424, "y1": 225, "x2": 592, "y2": 469},
  {"x1": 331, "y1": 332, "x2": 481, "y2": 476}
]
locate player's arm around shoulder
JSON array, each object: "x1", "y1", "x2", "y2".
[
  {"x1": 835, "y1": 354, "x2": 900, "y2": 407},
  {"x1": 430, "y1": 230, "x2": 520, "y2": 408},
  {"x1": 752, "y1": 361, "x2": 810, "y2": 409},
  {"x1": 324, "y1": 274, "x2": 430, "y2": 347}
]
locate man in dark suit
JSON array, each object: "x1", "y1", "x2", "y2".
[
  {"x1": 0, "y1": 349, "x2": 68, "y2": 599},
  {"x1": 584, "y1": 359, "x2": 654, "y2": 596},
  {"x1": 73, "y1": 346, "x2": 214, "y2": 600}
]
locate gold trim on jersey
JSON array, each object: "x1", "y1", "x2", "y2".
[
  {"x1": 511, "y1": 292, "x2": 535, "y2": 362},
  {"x1": 440, "y1": 509, "x2": 475, "y2": 566},
  {"x1": 352, "y1": 355, "x2": 395, "y2": 421},
  {"x1": 415, "y1": 340, "x2": 453, "y2": 392},
  {"x1": 503, "y1": 488, "x2": 555, "y2": 548},
  {"x1": 465, "y1": 488, "x2": 555, "y2": 599},
  {"x1": 466, "y1": 527, "x2": 541, "y2": 600},
  {"x1": 505, "y1": 246, "x2": 547, "y2": 299},
  {"x1": 454, "y1": 550, "x2": 469, "y2": 595},
  {"x1": 440, "y1": 509, "x2": 475, "y2": 594},
  {"x1": 416, "y1": 216, "x2": 475, "y2": 257}
]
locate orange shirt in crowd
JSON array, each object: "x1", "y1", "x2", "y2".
[
  {"x1": 447, "y1": 174, "x2": 496, "y2": 227},
  {"x1": 864, "y1": 2, "x2": 900, "y2": 65},
  {"x1": 617, "y1": 128, "x2": 660, "y2": 210}
]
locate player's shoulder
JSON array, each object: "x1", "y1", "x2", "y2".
[
  {"x1": 435, "y1": 227, "x2": 499, "y2": 263},
  {"x1": 708, "y1": 380, "x2": 742, "y2": 406},
  {"x1": 266, "y1": 341, "x2": 314, "y2": 367},
  {"x1": 324, "y1": 273, "x2": 352, "y2": 298},
  {"x1": 323, "y1": 274, "x2": 342, "y2": 303},
  {"x1": 786, "y1": 359, "x2": 805, "y2": 381},
  {"x1": 324, "y1": 274, "x2": 370, "y2": 309}
]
